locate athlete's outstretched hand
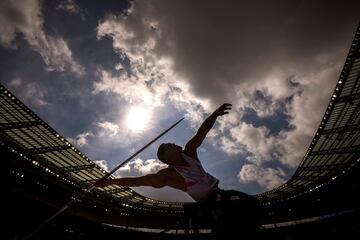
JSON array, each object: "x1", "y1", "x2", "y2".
[{"x1": 213, "y1": 103, "x2": 232, "y2": 116}]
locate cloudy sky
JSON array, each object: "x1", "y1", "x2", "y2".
[{"x1": 0, "y1": 0, "x2": 359, "y2": 202}]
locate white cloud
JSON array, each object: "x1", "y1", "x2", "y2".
[
  {"x1": 94, "y1": 160, "x2": 109, "y2": 172},
  {"x1": 231, "y1": 123, "x2": 274, "y2": 163},
  {"x1": 9, "y1": 78, "x2": 22, "y2": 88},
  {"x1": 94, "y1": 14, "x2": 213, "y2": 127},
  {"x1": 93, "y1": 68, "x2": 166, "y2": 107},
  {"x1": 57, "y1": 0, "x2": 80, "y2": 15},
  {"x1": 277, "y1": 62, "x2": 342, "y2": 167},
  {"x1": 97, "y1": 121, "x2": 119, "y2": 136},
  {"x1": 238, "y1": 164, "x2": 286, "y2": 190},
  {"x1": 115, "y1": 158, "x2": 167, "y2": 177},
  {"x1": 67, "y1": 132, "x2": 93, "y2": 147},
  {"x1": 0, "y1": 0, "x2": 84, "y2": 76},
  {"x1": 219, "y1": 136, "x2": 243, "y2": 155},
  {"x1": 9, "y1": 77, "x2": 49, "y2": 107},
  {"x1": 56, "y1": 0, "x2": 86, "y2": 22},
  {"x1": 219, "y1": 61, "x2": 340, "y2": 169},
  {"x1": 94, "y1": 14, "x2": 176, "y2": 107}
]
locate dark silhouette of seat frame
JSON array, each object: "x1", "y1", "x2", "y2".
[{"x1": 183, "y1": 191, "x2": 262, "y2": 237}]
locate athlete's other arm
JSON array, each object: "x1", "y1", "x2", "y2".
[
  {"x1": 95, "y1": 168, "x2": 171, "y2": 188},
  {"x1": 184, "y1": 103, "x2": 232, "y2": 158}
]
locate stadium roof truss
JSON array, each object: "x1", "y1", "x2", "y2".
[{"x1": 0, "y1": 24, "x2": 359, "y2": 220}]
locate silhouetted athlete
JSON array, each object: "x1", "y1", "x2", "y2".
[{"x1": 96, "y1": 103, "x2": 257, "y2": 204}]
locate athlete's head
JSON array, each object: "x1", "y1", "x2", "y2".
[{"x1": 157, "y1": 143, "x2": 182, "y2": 164}]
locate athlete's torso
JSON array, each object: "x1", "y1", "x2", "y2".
[{"x1": 171, "y1": 152, "x2": 219, "y2": 201}]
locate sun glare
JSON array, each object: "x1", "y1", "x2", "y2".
[{"x1": 126, "y1": 106, "x2": 151, "y2": 132}]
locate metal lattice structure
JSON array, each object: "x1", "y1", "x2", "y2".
[{"x1": 1, "y1": 23, "x2": 359, "y2": 230}]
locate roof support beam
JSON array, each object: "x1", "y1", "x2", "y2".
[
  {"x1": 297, "y1": 164, "x2": 346, "y2": 172},
  {"x1": 291, "y1": 175, "x2": 330, "y2": 181},
  {"x1": 25, "y1": 145, "x2": 71, "y2": 155},
  {"x1": 57, "y1": 164, "x2": 95, "y2": 174},
  {"x1": 336, "y1": 92, "x2": 360, "y2": 103},
  {"x1": 321, "y1": 124, "x2": 360, "y2": 135},
  {"x1": 309, "y1": 146, "x2": 360, "y2": 156},
  {"x1": 0, "y1": 121, "x2": 41, "y2": 131}
]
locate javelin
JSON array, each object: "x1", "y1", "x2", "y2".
[{"x1": 22, "y1": 117, "x2": 184, "y2": 240}]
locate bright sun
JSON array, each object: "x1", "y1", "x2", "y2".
[{"x1": 126, "y1": 106, "x2": 151, "y2": 132}]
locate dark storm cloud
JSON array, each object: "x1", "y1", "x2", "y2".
[{"x1": 131, "y1": 0, "x2": 359, "y2": 102}]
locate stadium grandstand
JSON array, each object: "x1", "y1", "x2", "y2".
[{"x1": 2, "y1": 23, "x2": 359, "y2": 239}]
